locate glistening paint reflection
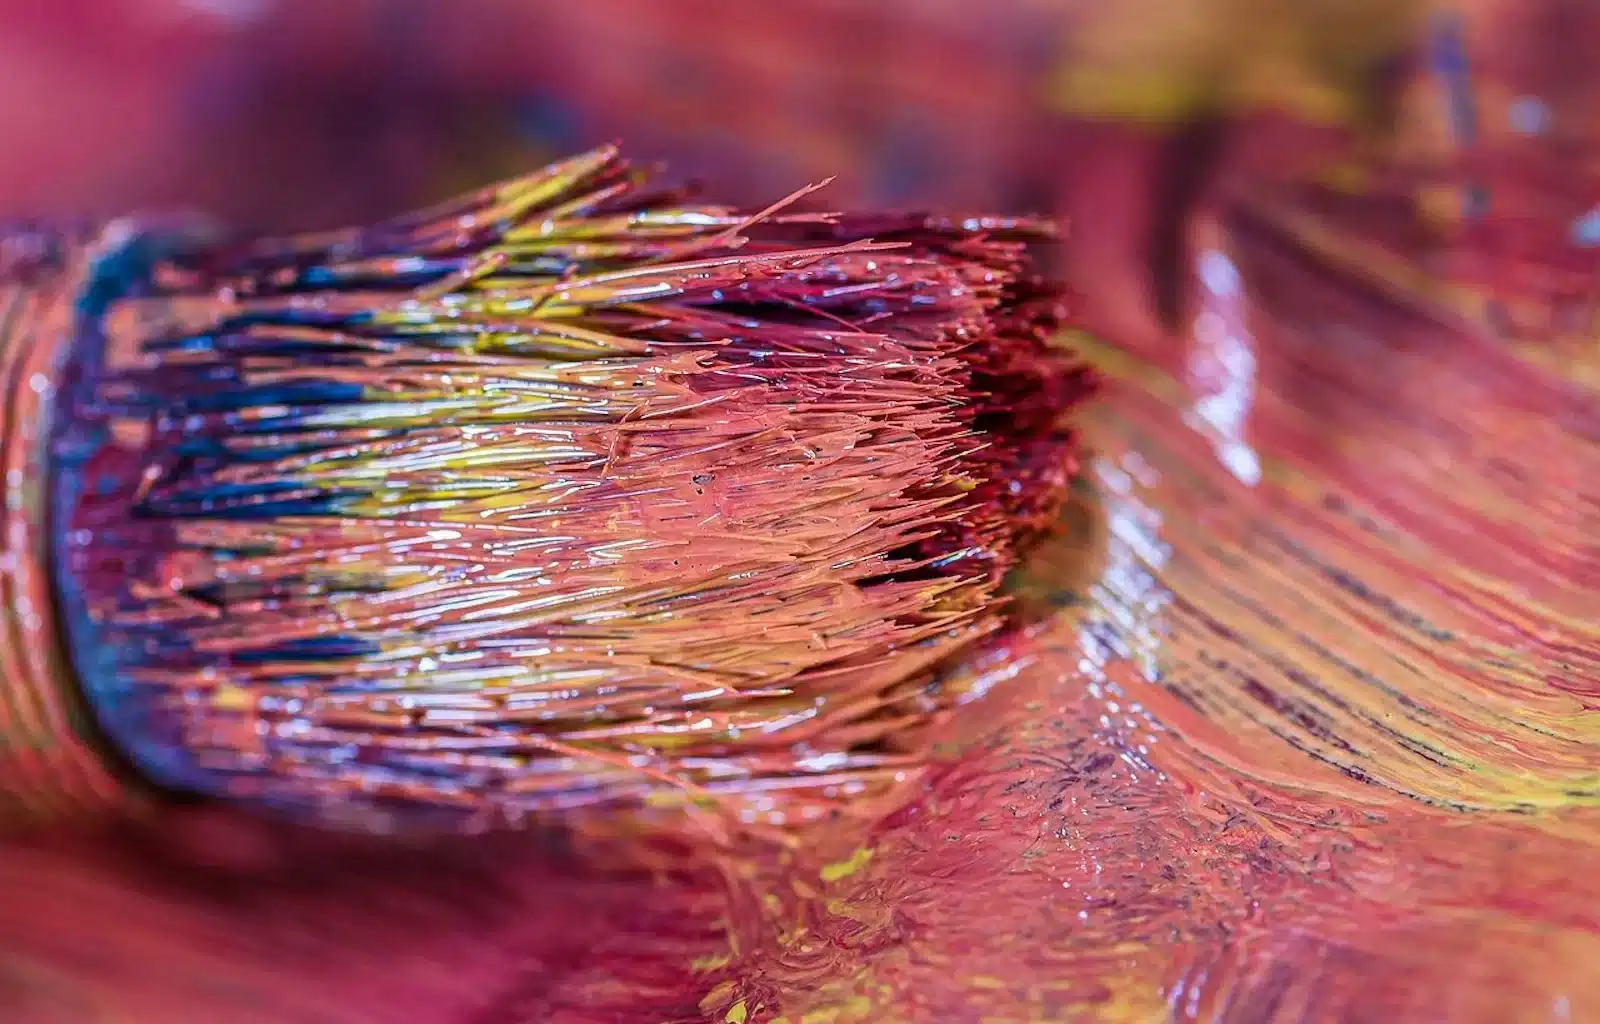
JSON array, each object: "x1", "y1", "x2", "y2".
[
  {"x1": 1184, "y1": 249, "x2": 1260, "y2": 488},
  {"x1": 1079, "y1": 453, "x2": 1171, "y2": 775}
]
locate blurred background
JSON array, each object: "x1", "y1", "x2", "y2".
[{"x1": 0, "y1": 0, "x2": 1594, "y2": 354}]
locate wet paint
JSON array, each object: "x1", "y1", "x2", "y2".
[
  {"x1": 1, "y1": 173, "x2": 1595, "y2": 1021},
  {"x1": 7, "y1": 151, "x2": 1091, "y2": 838}
]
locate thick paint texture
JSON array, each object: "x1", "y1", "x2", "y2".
[
  {"x1": 45, "y1": 148, "x2": 1088, "y2": 832},
  {"x1": 0, "y1": 170, "x2": 1593, "y2": 1020}
]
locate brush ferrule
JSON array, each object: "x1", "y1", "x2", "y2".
[{"x1": 0, "y1": 225, "x2": 130, "y2": 821}]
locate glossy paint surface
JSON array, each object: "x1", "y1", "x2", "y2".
[
  {"x1": 49, "y1": 150, "x2": 1085, "y2": 832},
  {"x1": 1, "y1": 179, "x2": 1595, "y2": 1021}
]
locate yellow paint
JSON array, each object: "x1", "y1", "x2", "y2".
[
  {"x1": 776, "y1": 925, "x2": 809, "y2": 945},
  {"x1": 1051, "y1": 0, "x2": 1427, "y2": 127},
  {"x1": 698, "y1": 980, "x2": 737, "y2": 1015},
  {"x1": 691, "y1": 952, "x2": 732, "y2": 973},
  {"x1": 824, "y1": 899, "x2": 872, "y2": 923},
  {"x1": 725, "y1": 999, "x2": 749, "y2": 1023},
  {"x1": 819, "y1": 846, "x2": 873, "y2": 883},
  {"x1": 210, "y1": 685, "x2": 251, "y2": 712}
]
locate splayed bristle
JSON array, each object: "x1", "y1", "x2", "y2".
[{"x1": 62, "y1": 145, "x2": 1094, "y2": 833}]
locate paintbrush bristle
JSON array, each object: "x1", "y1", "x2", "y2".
[{"x1": 58, "y1": 146, "x2": 1093, "y2": 833}]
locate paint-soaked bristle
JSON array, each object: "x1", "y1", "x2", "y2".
[{"x1": 61, "y1": 145, "x2": 1094, "y2": 833}]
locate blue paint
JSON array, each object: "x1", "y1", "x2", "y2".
[
  {"x1": 178, "y1": 381, "x2": 364, "y2": 413},
  {"x1": 300, "y1": 258, "x2": 457, "y2": 288},
  {"x1": 50, "y1": 224, "x2": 247, "y2": 795},
  {"x1": 144, "y1": 495, "x2": 345, "y2": 520},
  {"x1": 234, "y1": 637, "x2": 381, "y2": 664}
]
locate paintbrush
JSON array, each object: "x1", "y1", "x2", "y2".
[{"x1": 0, "y1": 145, "x2": 1093, "y2": 835}]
